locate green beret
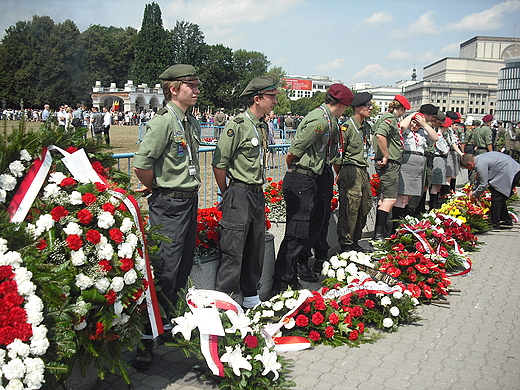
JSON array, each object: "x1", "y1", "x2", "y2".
[
  {"x1": 159, "y1": 64, "x2": 198, "y2": 81},
  {"x1": 240, "y1": 76, "x2": 279, "y2": 97}
]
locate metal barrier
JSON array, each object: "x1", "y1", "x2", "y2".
[{"x1": 112, "y1": 144, "x2": 290, "y2": 209}]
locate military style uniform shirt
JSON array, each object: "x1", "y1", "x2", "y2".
[
  {"x1": 289, "y1": 104, "x2": 339, "y2": 176},
  {"x1": 133, "y1": 101, "x2": 201, "y2": 192},
  {"x1": 402, "y1": 127, "x2": 432, "y2": 154},
  {"x1": 473, "y1": 125, "x2": 493, "y2": 148},
  {"x1": 334, "y1": 116, "x2": 371, "y2": 168},
  {"x1": 212, "y1": 108, "x2": 267, "y2": 185},
  {"x1": 372, "y1": 112, "x2": 403, "y2": 163}
]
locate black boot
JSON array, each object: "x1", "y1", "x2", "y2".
[
  {"x1": 391, "y1": 206, "x2": 407, "y2": 232},
  {"x1": 373, "y1": 209, "x2": 389, "y2": 240},
  {"x1": 132, "y1": 339, "x2": 154, "y2": 370},
  {"x1": 297, "y1": 262, "x2": 318, "y2": 282},
  {"x1": 312, "y1": 258, "x2": 326, "y2": 274},
  {"x1": 429, "y1": 192, "x2": 439, "y2": 210},
  {"x1": 450, "y1": 178, "x2": 456, "y2": 192}
]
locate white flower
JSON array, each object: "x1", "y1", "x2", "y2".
[
  {"x1": 23, "y1": 357, "x2": 45, "y2": 389},
  {"x1": 285, "y1": 298, "x2": 297, "y2": 310},
  {"x1": 344, "y1": 262, "x2": 359, "y2": 276},
  {"x1": 134, "y1": 255, "x2": 145, "y2": 272},
  {"x1": 329, "y1": 255, "x2": 340, "y2": 268},
  {"x1": 114, "y1": 301, "x2": 124, "y2": 315},
  {"x1": 0, "y1": 173, "x2": 17, "y2": 191},
  {"x1": 96, "y1": 239, "x2": 114, "y2": 260},
  {"x1": 30, "y1": 326, "x2": 49, "y2": 355},
  {"x1": 0, "y1": 188, "x2": 6, "y2": 203},
  {"x1": 75, "y1": 273, "x2": 94, "y2": 290},
  {"x1": 9, "y1": 161, "x2": 25, "y2": 177},
  {"x1": 283, "y1": 317, "x2": 296, "y2": 329},
  {"x1": 70, "y1": 248, "x2": 87, "y2": 266},
  {"x1": 403, "y1": 289, "x2": 412, "y2": 296},
  {"x1": 0, "y1": 238, "x2": 8, "y2": 254},
  {"x1": 272, "y1": 301, "x2": 284, "y2": 311},
  {"x1": 74, "y1": 320, "x2": 87, "y2": 331},
  {"x1": 327, "y1": 269, "x2": 336, "y2": 278},
  {"x1": 3, "y1": 357, "x2": 26, "y2": 380},
  {"x1": 7, "y1": 339, "x2": 30, "y2": 359},
  {"x1": 120, "y1": 218, "x2": 133, "y2": 233},
  {"x1": 412, "y1": 298, "x2": 420, "y2": 306},
  {"x1": 63, "y1": 222, "x2": 82, "y2": 236},
  {"x1": 321, "y1": 261, "x2": 330, "y2": 276},
  {"x1": 220, "y1": 345, "x2": 252, "y2": 376},
  {"x1": 0, "y1": 251, "x2": 23, "y2": 267},
  {"x1": 14, "y1": 279, "x2": 35, "y2": 296},
  {"x1": 13, "y1": 267, "x2": 32, "y2": 285},
  {"x1": 383, "y1": 318, "x2": 394, "y2": 328},
  {"x1": 94, "y1": 277, "x2": 110, "y2": 293},
  {"x1": 390, "y1": 306, "x2": 400, "y2": 317},
  {"x1": 124, "y1": 269, "x2": 137, "y2": 285},
  {"x1": 19, "y1": 149, "x2": 31, "y2": 161},
  {"x1": 282, "y1": 290, "x2": 295, "y2": 298},
  {"x1": 35, "y1": 214, "x2": 54, "y2": 233},
  {"x1": 252, "y1": 312, "x2": 261, "y2": 323},
  {"x1": 69, "y1": 191, "x2": 83, "y2": 205},
  {"x1": 110, "y1": 276, "x2": 125, "y2": 292},
  {"x1": 393, "y1": 291, "x2": 404, "y2": 300},
  {"x1": 225, "y1": 310, "x2": 252, "y2": 338},
  {"x1": 24, "y1": 295, "x2": 44, "y2": 325},
  {"x1": 42, "y1": 183, "x2": 60, "y2": 198},
  {"x1": 262, "y1": 310, "x2": 274, "y2": 318},
  {"x1": 172, "y1": 312, "x2": 197, "y2": 341},
  {"x1": 49, "y1": 171, "x2": 67, "y2": 184},
  {"x1": 336, "y1": 268, "x2": 346, "y2": 281},
  {"x1": 254, "y1": 347, "x2": 281, "y2": 380},
  {"x1": 112, "y1": 314, "x2": 130, "y2": 325},
  {"x1": 97, "y1": 211, "x2": 115, "y2": 229},
  {"x1": 117, "y1": 242, "x2": 134, "y2": 259},
  {"x1": 126, "y1": 233, "x2": 138, "y2": 248},
  {"x1": 73, "y1": 298, "x2": 89, "y2": 316},
  {"x1": 381, "y1": 296, "x2": 392, "y2": 306}
]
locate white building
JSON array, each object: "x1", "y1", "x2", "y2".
[
  {"x1": 353, "y1": 80, "x2": 417, "y2": 116},
  {"x1": 91, "y1": 81, "x2": 163, "y2": 112},
  {"x1": 496, "y1": 56, "x2": 520, "y2": 122},
  {"x1": 283, "y1": 75, "x2": 342, "y2": 100}
]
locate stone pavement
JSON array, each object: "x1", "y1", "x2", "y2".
[{"x1": 95, "y1": 207, "x2": 520, "y2": 390}]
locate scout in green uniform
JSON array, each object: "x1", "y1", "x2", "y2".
[
  {"x1": 333, "y1": 92, "x2": 373, "y2": 254},
  {"x1": 473, "y1": 114, "x2": 494, "y2": 154},
  {"x1": 132, "y1": 64, "x2": 202, "y2": 369},
  {"x1": 372, "y1": 94, "x2": 410, "y2": 240},
  {"x1": 212, "y1": 76, "x2": 279, "y2": 309},
  {"x1": 272, "y1": 84, "x2": 354, "y2": 294}
]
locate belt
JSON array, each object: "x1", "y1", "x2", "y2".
[
  {"x1": 292, "y1": 167, "x2": 318, "y2": 179},
  {"x1": 230, "y1": 180, "x2": 263, "y2": 192},
  {"x1": 157, "y1": 188, "x2": 198, "y2": 199},
  {"x1": 403, "y1": 151, "x2": 424, "y2": 156},
  {"x1": 477, "y1": 147, "x2": 488, "y2": 150}
]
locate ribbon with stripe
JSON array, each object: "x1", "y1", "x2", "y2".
[{"x1": 322, "y1": 275, "x2": 402, "y2": 301}]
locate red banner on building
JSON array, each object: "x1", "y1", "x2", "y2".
[{"x1": 283, "y1": 78, "x2": 312, "y2": 90}]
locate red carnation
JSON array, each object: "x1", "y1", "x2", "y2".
[
  {"x1": 77, "y1": 209, "x2": 93, "y2": 225},
  {"x1": 98, "y1": 260, "x2": 112, "y2": 273},
  {"x1": 36, "y1": 239, "x2": 47, "y2": 251},
  {"x1": 351, "y1": 306, "x2": 364, "y2": 317},
  {"x1": 314, "y1": 299, "x2": 326, "y2": 311},
  {"x1": 102, "y1": 203, "x2": 115, "y2": 214},
  {"x1": 82, "y1": 193, "x2": 97, "y2": 206},
  {"x1": 60, "y1": 177, "x2": 77, "y2": 187},
  {"x1": 311, "y1": 312, "x2": 324, "y2": 326},
  {"x1": 120, "y1": 258, "x2": 134, "y2": 272},
  {"x1": 295, "y1": 314, "x2": 309, "y2": 327},
  {"x1": 94, "y1": 181, "x2": 108, "y2": 192},
  {"x1": 325, "y1": 326, "x2": 335, "y2": 338},
  {"x1": 86, "y1": 229, "x2": 102, "y2": 244},
  {"x1": 244, "y1": 335, "x2": 258, "y2": 348},
  {"x1": 66, "y1": 146, "x2": 78, "y2": 153},
  {"x1": 65, "y1": 235, "x2": 83, "y2": 251},
  {"x1": 95, "y1": 322, "x2": 105, "y2": 334},
  {"x1": 109, "y1": 228, "x2": 124, "y2": 243},
  {"x1": 358, "y1": 322, "x2": 365, "y2": 333},
  {"x1": 328, "y1": 312, "x2": 340, "y2": 325},
  {"x1": 308, "y1": 330, "x2": 321, "y2": 342},
  {"x1": 364, "y1": 299, "x2": 375, "y2": 309},
  {"x1": 104, "y1": 290, "x2": 116, "y2": 305},
  {"x1": 117, "y1": 203, "x2": 127, "y2": 212},
  {"x1": 50, "y1": 206, "x2": 68, "y2": 221},
  {"x1": 357, "y1": 290, "x2": 368, "y2": 299},
  {"x1": 0, "y1": 265, "x2": 14, "y2": 280},
  {"x1": 349, "y1": 330, "x2": 359, "y2": 341}
]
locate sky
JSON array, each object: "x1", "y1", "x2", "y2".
[{"x1": 2, "y1": 0, "x2": 520, "y2": 88}]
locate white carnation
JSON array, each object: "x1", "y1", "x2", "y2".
[
  {"x1": 0, "y1": 173, "x2": 17, "y2": 191},
  {"x1": 285, "y1": 298, "x2": 297, "y2": 309},
  {"x1": 390, "y1": 306, "x2": 400, "y2": 317},
  {"x1": 74, "y1": 320, "x2": 87, "y2": 331},
  {"x1": 117, "y1": 242, "x2": 134, "y2": 259},
  {"x1": 49, "y1": 171, "x2": 67, "y2": 184},
  {"x1": 35, "y1": 214, "x2": 54, "y2": 233},
  {"x1": 393, "y1": 291, "x2": 404, "y2": 300},
  {"x1": 70, "y1": 248, "x2": 87, "y2": 266},
  {"x1": 97, "y1": 211, "x2": 115, "y2": 229},
  {"x1": 272, "y1": 301, "x2": 284, "y2": 311},
  {"x1": 24, "y1": 294, "x2": 44, "y2": 325},
  {"x1": 114, "y1": 301, "x2": 124, "y2": 315},
  {"x1": 0, "y1": 188, "x2": 6, "y2": 203},
  {"x1": 3, "y1": 357, "x2": 26, "y2": 380},
  {"x1": 94, "y1": 277, "x2": 110, "y2": 293},
  {"x1": 124, "y1": 269, "x2": 137, "y2": 285},
  {"x1": 75, "y1": 273, "x2": 94, "y2": 290},
  {"x1": 381, "y1": 296, "x2": 392, "y2": 306},
  {"x1": 69, "y1": 191, "x2": 83, "y2": 205},
  {"x1": 7, "y1": 339, "x2": 30, "y2": 359},
  {"x1": 9, "y1": 161, "x2": 25, "y2": 177},
  {"x1": 42, "y1": 183, "x2": 60, "y2": 198},
  {"x1": 126, "y1": 233, "x2": 138, "y2": 248},
  {"x1": 382, "y1": 318, "x2": 393, "y2": 328},
  {"x1": 63, "y1": 222, "x2": 82, "y2": 236},
  {"x1": 30, "y1": 326, "x2": 49, "y2": 355},
  {"x1": 97, "y1": 241, "x2": 114, "y2": 260},
  {"x1": 13, "y1": 267, "x2": 32, "y2": 286},
  {"x1": 23, "y1": 357, "x2": 45, "y2": 389},
  {"x1": 0, "y1": 251, "x2": 23, "y2": 267},
  {"x1": 110, "y1": 276, "x2": 125, "y2": 292},
  {"x1": 16, "y1": 280, "x2": 36, "y2": 296},
  {"x1": 0, "y1": 238, "x2": 8, "y2": 254},
  {"x1": 120, "y1": 218, "x2": 133, "y2": 233},
  {"x1": 19, "y1": 149, "x2": 31, "y2": 161}
]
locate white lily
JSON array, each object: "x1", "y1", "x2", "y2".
[
  {"x1": 254, "y1": 347, "x2": 281, "y2": 380},
  {"x1": 225, "y1": 310, "x2": 252, "y2": 338},
  {"x1": 220, "y1": 345, "x2": 252, "y2": 376},
  {"x1": 172, "y1": 312, "x2": 197, "y2": 340}
]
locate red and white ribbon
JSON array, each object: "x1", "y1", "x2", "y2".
[{"x1": 322, "y1": 276, "x2": 402, "y2": 301}]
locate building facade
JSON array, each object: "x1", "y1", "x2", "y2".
[
  {"x1": 91, "y1": 81, "x2": 162, "y2": 112},
  {"x1": 496, "y1": 56, "x2": 520, "y2": 122},
  {"x1": 283, "y1": 75, "x2": 342, "y2": 100}
]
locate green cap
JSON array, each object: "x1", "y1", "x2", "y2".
[
  {"x1": 159, "y1": 64, "x2": 199, "y2": 81},
  {"x1": 240, "y1": 76, "x2": 279, "y2": 97}
]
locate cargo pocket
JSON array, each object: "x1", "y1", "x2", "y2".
[{"x1": 219, "y1": 220, "x2": 245, "y2": 256}]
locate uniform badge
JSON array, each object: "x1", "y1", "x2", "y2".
[
  {"x1": 315, "y1": 124, "x2": 324, "y2": 134},
  {"x1": 251, "y1": 137, "x2": 259, "y2": 146},
  {"x1": 227, "y1": 129, "x2": 234, "y2": 137},
  {"x1": 384, "y1": 119, "x2": 392, "y2": 125},
  {"x1": 341, "y1": 126, "x2": 348, "y2": 131}
]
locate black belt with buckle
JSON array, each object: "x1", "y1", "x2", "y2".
[
  {"x1": 404, "y1": 151, "x2": 424, "y2": 156},
  {"x1": 230, "y1": 180, "x2": 263, "y2": 192},
  {"x1": 292, "y1": 167, "x2": 318, "y2": 179},
  {"x1": 157, "y1": 188, "x2": 198, "y2": 199}
]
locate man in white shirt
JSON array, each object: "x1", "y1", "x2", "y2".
[{"x1": 102, "y1": 106, "x2": 112, "y2": 144}]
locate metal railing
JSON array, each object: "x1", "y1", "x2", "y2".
[{"x1": 113, "y1": 144, "x2": 290, "y2": 209}]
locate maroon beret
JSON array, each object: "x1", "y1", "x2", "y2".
[{"x1": 328, "y1": 84, "x2": 354, "y2": 106}]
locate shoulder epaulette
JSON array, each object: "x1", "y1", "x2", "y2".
[
  {"x1": 233, "y1": 117, "x2": 244, "y2": 124},
  {"x1": 157, "y1": 107, "x2": 168, "y2": 115}
]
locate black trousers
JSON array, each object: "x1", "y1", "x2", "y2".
[
  {"x1": 274, "y1": 166, "x2": 334, "y2": 285},
  {"x1": 490, "y1": 170, "x2": 520, "y2": 227}
]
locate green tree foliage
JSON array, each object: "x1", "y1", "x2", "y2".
[
  {"x1": 170, "y1": 20, "x2": 207, "y2": 66},
  {"x1": 267, "y1": 66, "x2": 287, "y2": 88},
  {"x1": 129, "y1": 2, "x2": 171, "y2": 86},
  {"x1": 273, "y1": 90, "x2": 291, "y2": 116},
  {"x1": 233, "y1": 49, "x2": 271, "y2": 107}
]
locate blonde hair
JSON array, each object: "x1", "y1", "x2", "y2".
[
  {"x1": 387, "y1": 100, "x2": 403, "y2": 113},
  {"x1": 162, "y1": 80, "x2": 183, "y2": 101}
]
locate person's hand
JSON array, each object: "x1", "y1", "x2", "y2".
[
  {"x1": 376, "y1": 156, "x2": 388, "y2": 167},
  {"x1": 135, "y1": 186, "x2": 151, "y2": 197},
  {"x1": 413, "y1": 112, "x2": 426, "y2": 126}
]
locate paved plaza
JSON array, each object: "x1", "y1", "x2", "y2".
[{"x1": 92, "y1": 202, "x2": 520, "y2": 390}]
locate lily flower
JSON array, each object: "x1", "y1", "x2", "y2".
[
  {"x1": 220, "y1": 345, "x2": 252, "y2": 376},
  {"x1": 254, "y1": 347, "x2": 281, "y2": 380}
]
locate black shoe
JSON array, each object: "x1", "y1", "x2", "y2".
[
  {"x1": 132, "y1": 339, "x2": 154, "y2": 370},
  {"x1": 312, "y1": 259, "x2": 326, "y2": 274},
  {"x1": 351, "y1": 243, "x2": 373, "y2": 253},
  {"x1": 297, "y1": 263, "x2": 318, "y2": 282},
  {"x1": 500, "y1": 221, "x2": 514, "y2": 227},
  {"x1": 373, "y1": 225, "x2": 386, "y2": 241}
]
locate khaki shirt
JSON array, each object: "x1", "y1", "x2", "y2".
[
  {"x1": 372, "y1": 112, "x2": 403, "y2": 163},
  {"x1": 334, "y1": 116, "x2": 371, "y2": 168},
  {"x1": 212, "y1": 108, "x2": 267, "y2": 185},
  {"x1": 289, "y1": 105, "x2": 339, "y2": 175},
  {"x1": 473, "y1": 125, "x2": 492, "y2": 148},
  {"x1": 133, "y1": 102, "x2": 201, "y2": 192}
]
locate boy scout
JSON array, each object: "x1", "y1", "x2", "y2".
[
  {"x1": 212, "y1": 76, "x2": 279, "y2": 309},
  {"x1": 272, "y1": 84, "x2": 354, "y2": 294},
  {"x1": 132, "y1": 64, "x2": 202, "y2": 369}
]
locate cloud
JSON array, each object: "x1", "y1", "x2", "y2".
[
  {"x1": 362, "y1": 10, "x2": 393, "y2": 26},
  {"x1": 447, "y1": 0, "x2": 520, "y2": 31},
  {"x1": 354, "y1": 64, "x2": 412, "y2": 80},
  {"x1": 441, "y1": 41, "x2": 461, "y2": 54},
  {"x1": 390, "y1": 11, "x2": 438, "y2": 39},
  {"x1": 387, "y1": 49, "x2": 412, "y2": 60},
  {"x1": 315, "y1": 58, "x2": 346, "y2": 72}
]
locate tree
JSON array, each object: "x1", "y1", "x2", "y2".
[
  {"x1": 232, "y1": 49, "x2": 270, "y2": 107},
  {"x1": 129, "y1": 2, "x2": 171, "y2": 86},
  {"x1": 273, "y1": 89, "x2": 291, "y2": 116},
  {"x1": 267, "y1": 66, "x2": 287, "y2": 88},
  {"x1": 170, "y1": 21, "x2": 207, "y2": 66}
]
